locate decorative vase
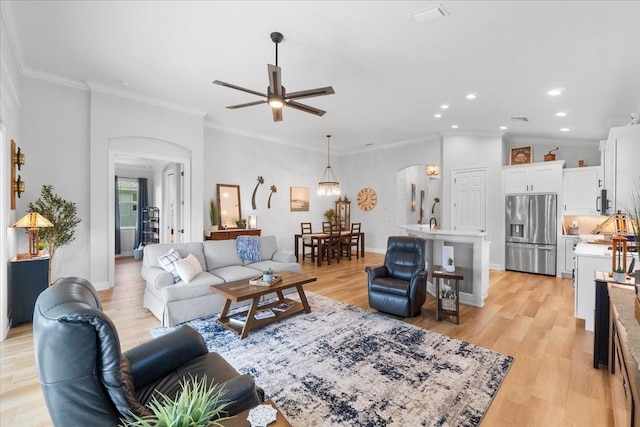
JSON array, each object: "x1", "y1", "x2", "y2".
[
  {"x1": 444, "y1": 264, "x2": 455, "y2": 273},
  {"x1": 262, "y1": 274, "x2": 273, "y2": 282}
]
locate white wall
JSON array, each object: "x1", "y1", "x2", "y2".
[
  {"x1": 442, "y1": 131, "x2": 505, "y2": 269},
  {"x1": 90, "y1": 91, "x2": 204, "y2": 289}
]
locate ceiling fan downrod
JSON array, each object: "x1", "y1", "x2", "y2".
[{"x1": 270, "y1": 32, "x2": 283, "y2": 66}]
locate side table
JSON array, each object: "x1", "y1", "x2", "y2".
[
  {"x1": 432, "y1": 265, "x2": 463, "y2": 324},
  {"x1": 9, "y1": 256, "x2": 49, "y2": 326},
  {"x1": 220, "y1": 400, "x2": 291, "y2": 427}
]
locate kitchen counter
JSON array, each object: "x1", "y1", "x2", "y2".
[
  {"x1": 398, "y1": 225, "x2": 490, "y2": 307},
  {"x1": 574, "y1": 241, "x2": 638, "y2": 331}
]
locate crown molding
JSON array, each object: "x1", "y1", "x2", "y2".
[
  {"x1": 86, "y1": 81, "x2": 207, "y2": 117},
  {"x1": 0, "y1": 2, "x2": 26, "y2": 73},
  {"x1": 22, "y1": 67, "x2": 88, "y2": 90},
  {"x1": 507, "y1": 135, "x2": 600, "y2": 148},
  {"x1": 342, "y1": 133, "x2": 442, "y2": 156}
]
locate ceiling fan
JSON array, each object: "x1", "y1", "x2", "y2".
[{"x1": 213, "y1": 32, "x2": 335, "y2": 122}]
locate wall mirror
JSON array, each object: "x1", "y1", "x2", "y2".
[{"x1": 217, "y1": 184, "x2": 242, "y2": 228}]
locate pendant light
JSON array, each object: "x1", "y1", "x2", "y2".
[{"x1": 317, "y1": 135, "x2": 340, "y2": 196}]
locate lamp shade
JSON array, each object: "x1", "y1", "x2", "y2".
[{"x1": 13, "y1": 212, "x2": 53, "y2": 228}]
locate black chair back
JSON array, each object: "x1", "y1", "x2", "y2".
[{"x1": 384, "y1": 236, "x2": 426, "y2": 281}]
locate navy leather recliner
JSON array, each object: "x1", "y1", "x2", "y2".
[
  {"x1": 365, "y1": 236, "x2": 429, "y2": 317},
  {"x1": 33, "y1": 277, "x2": 264, "y2": 426}
]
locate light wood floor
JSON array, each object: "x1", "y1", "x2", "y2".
[{"x1": 1, "y1": 254, "x2": 613, "y2": 426}]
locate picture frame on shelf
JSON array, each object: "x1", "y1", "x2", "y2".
[
  {"x1": 510, "y1": 146, "x2": 532, "y2": 165},
  {"x1": 290, "y1": 186, "x2": 309, "y2": 212}
]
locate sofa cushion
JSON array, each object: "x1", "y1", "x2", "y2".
[
  {"x1": 259, "y1": 235, "x2": 278, "y2": 261},
  {"x1": 159, "y1": 272, "x2": 225, "y2": 303},
  {"x1": 144, "y1": 243, "x2": 206, "y2": 271},
  {"x1": 248, "y1": 260, "x2": 300, "y2": 274},
  {"x1": 175, "y1": 254, "x2": 203, "y2": 283},
  {"x1": 158, "y1": 248, "x2": 181, "y2": 283},
  {"x1": 209, "y1": 265, "x2": 262, "y2": 283},
  {"x1": 203, "y1": 240, "x2": 244, "y2": 270}
]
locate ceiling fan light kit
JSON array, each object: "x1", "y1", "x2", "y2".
[{"x1": 213, "y1": 31, "x2": 334, "y2": 122}]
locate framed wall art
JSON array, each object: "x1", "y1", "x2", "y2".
[
  {"x1": 290, "y1": 187, "x2": 309, "y2": 212},
  {"x1": 510, "y1": 146, "x2": 532, "y2": 165}
]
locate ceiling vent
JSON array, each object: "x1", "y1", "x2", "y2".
[
  {"x1": 510, "y1": 116, "x2": 529, "y2": 122},
  {"x1": 412, "y1": 4, "x2": 450, "y2": 22}
]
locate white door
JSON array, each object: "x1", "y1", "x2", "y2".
[{"x1": 452, "y1": 169, "x2": 486, "y2": 233}]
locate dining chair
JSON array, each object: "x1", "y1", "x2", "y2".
[
  {"x1": 320, "y1": 223, "x2": 342, "y2": 265},
  {"x1": 322, "y1": 221, "x2": 331, "y2": 233},
  {"x1": 341, "y1": 222, "x2": 361, "y2": 260},
  {"x1": 300, "y1": 222, "x2": 317, "y2": 262}
]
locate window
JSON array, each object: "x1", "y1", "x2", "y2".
[{"x1": 118, "y1": 178, "x2": 138, "y2": 227}]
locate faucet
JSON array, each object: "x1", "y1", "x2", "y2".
[{"x1": 429, "y1": 217, "x2": 438, "y2": 229}]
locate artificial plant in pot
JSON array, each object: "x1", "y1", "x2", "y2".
[
  {"x1": 28, "y1": 185, "x2": 81, "y2": 285},
  {"x1": 209, "y1": 199, "x2": 218, "y2": 231},
  {"x1": 122, "y1": 375, "x2": 233, "y2": 427},
  {"x1": 324, "y1": 208, "x2": 338, "y2": 225}
]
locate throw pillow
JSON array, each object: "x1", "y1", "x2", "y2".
[
  {"x1": 158, "y1": 248, "x2": 182, "y2": 283},
  {"x1": 175, "y1": 253, "x2": 203, "y2": 283}
]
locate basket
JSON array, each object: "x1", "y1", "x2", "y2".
[{"x1": 441, "y1": 297, "x2": 456, "y2": 312}]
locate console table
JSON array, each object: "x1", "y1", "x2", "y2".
[
  {"x1": 9, "y1": 256, "x2": 49, "y2": 326},
  {"x1": 206, "y1": 229, "x2": 261, "y2": 241}
]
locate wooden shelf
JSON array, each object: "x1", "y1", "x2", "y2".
[{"x1": 218, "y1": 298, "x2": 304, "y2": 335}]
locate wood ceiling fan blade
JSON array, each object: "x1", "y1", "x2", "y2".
[
  {"x1": 286, "y1": 100, "x2": 326, "y2": 116},
  {"x1": 227, "y1": 100, "x2": 267, "y2": 109},
  {"x1": 286, "y1": 86, "x2": 335, "y2": 100},
  {"x1": 213, "y1": 80, "x2": 266, "y2": 98},
  {"x1": 267, "y1": 64, "x2": 283, "y2": 95},
  {"x1": 272, "y1": 107, "x2": 283, "y2": 122}
]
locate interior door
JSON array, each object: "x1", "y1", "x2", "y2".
[{"x1": 452, "y1": 169, "x2": 486, "y2": 233}]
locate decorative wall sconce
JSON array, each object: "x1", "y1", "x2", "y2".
[
  {"x1": 268, "y1": 185, "x2": 277, "y2": 209},
  {"x1": 251, "y1": 176, "x2": 264, "y2": 210},
  {"x1": 425, "y1": 164, "x2": 440, "y2": 177},
  {"x1": 14, "y1": 146, "x2": 25, "y2": 170},
  {"x1": 11, "y1": 140, "x2": 25, "y2": 210},
  {"x1": 14, "y1": 175, "x2": 25, "y2": 198}
]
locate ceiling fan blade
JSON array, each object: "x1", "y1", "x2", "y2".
[
  {"x1": 267, "y1": 64, "x2": 283, "y2": 95},
  {"x1": 286, "y1": 86, "x2": 335, "y2": 100},
  {"x1": 226, "y1": 100, "x2": 267, "y2": 109},
  {"x1": 285, "y1": 100, "x2": 326, "y2": 117},
  {"x1": 213, "y1": 80, "x2": 266, "y2": 98},
  {"x1": 272, "y1": 107, "x2": 283, "y2": 122}
]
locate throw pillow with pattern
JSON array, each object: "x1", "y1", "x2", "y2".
[{"x1": 158, "y1": 248, "x2": 181, "y2": 283}]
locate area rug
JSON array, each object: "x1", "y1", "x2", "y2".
[{"x1": 151, "y1": 293, "x2": 513, "y2": 426}]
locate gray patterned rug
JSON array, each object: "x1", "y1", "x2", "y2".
[{"x1": 150, "y1": 293, "x2": 513, "y2": 426}]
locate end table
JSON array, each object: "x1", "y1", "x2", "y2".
[{"x1": 432, "y1": 265, "x2": 463, "y2": 324}]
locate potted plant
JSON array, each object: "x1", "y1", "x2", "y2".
[
  {"x1": 613, "y1": 266, "x2": 626, "y2": 283},
  {"x1": 444, "y1": 257, "x2": 455, "y2": 273},
  {"x1": 38, "y1": 241, "x2": 48, "y2": 256},
  {"x1": 235, "y1": 218, "x2": 246, "y2": 229},
  {"x1": 262, "y1": 268, "x2": 273, "y2": 282},
  {"x1": 122, "y1": 375, "x2": 232, "y2": 427},
  {"x1": 28, "y1": 185, "x2": 81, "y2": 285},
  {"x1": 324, "y1": 208, "x2": 338, "y2": 225},
  {"x1": 209, "y1": 199, "x2": 218, "y2": 231}
]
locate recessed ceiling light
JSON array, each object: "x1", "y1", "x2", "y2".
[
  {"x1": 560, "y1": 127, "x2": 570, "y2": 132},
  {"x1": 465, "y1": 93, "x2": 477, "y2": 100},
  {"x1": 451, "y1": 124, "x2": 459, "y2": 129},
  {"x1": 499, "y1": 126, "x2": 508, "y2": 130},
  {"x1": 555, "y1": 111, "x2": 567, "y2": 117},
  {"x1": 440, "y1": 104, "x2": 449, "y2": 109},
  {"x1": 547, "y1": 88, "x2": 564, "y2": 96},
  {"x1": 434, "y1": 113, "x2": 442, "y2": 118}
]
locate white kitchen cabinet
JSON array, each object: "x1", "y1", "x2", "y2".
[
  {"x1": 602, "y1": 125, "x2": 640, "y2": 214},
  {"x1": 503, "y1": 160, "x2": 565, "y2": 194},
  {"x1": 562, "y1": 166, "x2": 602, "y2": 215}
]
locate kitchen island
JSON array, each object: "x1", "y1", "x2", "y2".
[{"x1": 398, "y1": 225, "x2": 491, "y2": 307}]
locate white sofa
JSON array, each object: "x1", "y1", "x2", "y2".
[{"x1": 141, "y1": 235, "x2": 300, "y2": 326}]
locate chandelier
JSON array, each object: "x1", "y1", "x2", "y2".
[{"x1": 317, "y1": 135, "x2": 340, "y2": 196}]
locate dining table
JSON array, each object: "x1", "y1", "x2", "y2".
[{"x1": 294, "y1": 230, "x2": 365, "y2": 266}]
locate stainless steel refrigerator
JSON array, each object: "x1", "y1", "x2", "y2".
[{"x1": 505, "y1": 194, "x2": 557, "y2": 276}]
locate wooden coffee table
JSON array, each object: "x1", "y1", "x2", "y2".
[
  {"x1": 210, "y1": 271, "x2": 316, "y2": 339},
  {"x1": 219, "y1": 400, "x2": 291, "y2": 427}
]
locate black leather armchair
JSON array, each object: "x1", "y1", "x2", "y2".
[
  {"x1": 33, "y1": 277, "x2": 264, "y2": 427},
  {"x1": 365, "y1": 236, "x2": 428, "y2": 317}
]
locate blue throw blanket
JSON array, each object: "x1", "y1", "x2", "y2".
[{"x1": 236, "y1": 236, "x2": 261, "y2": 263}]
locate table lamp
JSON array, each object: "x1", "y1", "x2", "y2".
[{"x1": 12, "y1": 212, "x2": 53, "y2": 258}]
